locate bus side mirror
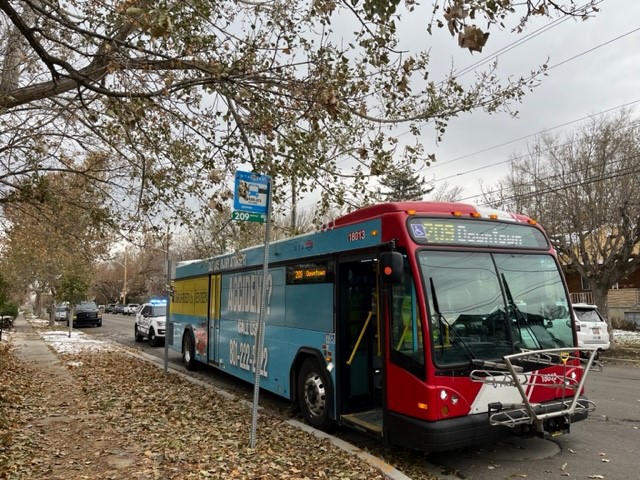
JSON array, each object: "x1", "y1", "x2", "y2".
[{"x1": 379, "y1": 252, "x2": 403, "y2": 284}]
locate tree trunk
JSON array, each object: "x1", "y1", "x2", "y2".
[
  {"x1": 34, "y1": 291, "x2": 42, "y2": 318},
  {"x1": 591, "y1": 285, "x2": 614, "y2": 345},
  {"x1": 50, "y1": 298, "x2": 57, "y2": 326}
]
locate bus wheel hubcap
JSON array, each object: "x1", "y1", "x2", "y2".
[{"x1": 304, "y1": 373, "x2": 325, "y2": 417}]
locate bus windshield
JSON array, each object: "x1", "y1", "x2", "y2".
[{"x1": 419, "y1": 251, "x2": 573, "y2": 366}]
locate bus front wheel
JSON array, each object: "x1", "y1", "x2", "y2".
[
  {"x1": 183, "y1": 331, "x2": 197, "y2": 371},
  {"x1": 297, "y1": 358, "x2": 334, "y2": 432}
]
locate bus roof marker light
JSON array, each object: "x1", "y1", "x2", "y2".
[
  {"x1": 470, "y1": 212, "x2": 481, "y2": 218},
  {"x1": 489, "y1": 213, "x2": 498, "y2": 220},
  {"x1": 406, "y1": 209, "x2": 417, "y2": 215},
  {"x1": 528, "y1": 219, "x2": 538, "y2": 225},
  {"x1": 452, "y1": 211, "x2": 462, "y2": 217}
]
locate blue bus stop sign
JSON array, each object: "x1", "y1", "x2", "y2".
[{"x1": 233, "y1": 171, "x2": 270, "y2": 218}]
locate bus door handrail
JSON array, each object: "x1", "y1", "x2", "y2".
[{"x1": 346, "y1": 311, "x2": 374, "y2": 366}]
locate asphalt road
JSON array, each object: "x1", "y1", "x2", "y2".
[{"x1": 91, "y1": 314, "x2": 640, "y2": 480}]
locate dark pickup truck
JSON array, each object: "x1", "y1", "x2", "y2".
[{"x1": 69, "y1": 301, "x2": 102, "y2": 327}]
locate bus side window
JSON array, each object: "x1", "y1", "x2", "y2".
[{"x1": 389, "y1": 267, "x2": 425, "y2": 379}]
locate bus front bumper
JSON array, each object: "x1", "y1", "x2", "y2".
[{"x1": 384, "y1": 395, "x2": 590, "y2": 453}]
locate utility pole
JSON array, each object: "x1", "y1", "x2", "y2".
[{"x1": 122, "y1": 247, "x2": 128, "y2": 305}]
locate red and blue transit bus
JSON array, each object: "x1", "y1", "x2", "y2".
[{"x1": 168, "y1": 201, "x2": 599, "y2": 452}]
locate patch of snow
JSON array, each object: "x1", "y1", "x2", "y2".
[
  {"x1": 613, "y1": 329, "x2": 640, "y2": 344},
  {"x1": 29, "y1": 318, "x2": 50, "y2": 326},
  {"x1": 28, "y1": 317, "x2": 114, "y2": 354},
  {"x1": 39, "y1": 330, "x2": 113, "y2": 354}
]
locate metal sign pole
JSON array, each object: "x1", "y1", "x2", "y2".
[
  {"x1": 249, "y1": 179, "x2": 271, "y2": 449},
  {"x1": 164, "y1": 259, "x2": 172, "y2": 374}
]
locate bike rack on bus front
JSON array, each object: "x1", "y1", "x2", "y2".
[{"x1": 470, "y1": 348, "x2": 601, "y2": 435}]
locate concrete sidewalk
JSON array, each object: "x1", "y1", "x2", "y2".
[
  {"x1": 3, "y1": 313, "x2": 83, "y2": 412},
  {"x1": 10, "y1": 313, "x2": 58, "y2": 359}
]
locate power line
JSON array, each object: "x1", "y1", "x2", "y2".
[
  {"x1": 393, "y1": 1, "x2": 605, "y2": 141},
  {"x1": 545, "y1": 26, "x2": 640, "y2": 73},
  {"x1": 458, "y1": 149, "x2": 640, "y2": 205},
  {"x1": 436, "y1": 112, "x2": 640, "y2": 182},
  {"x1": 453, "y1": 17, "x2": 570, "y2": 79},
  {"x1": 452, "y1": 3, "x2": 598, "y2": 80},
  {"x1": 429, "y1": 19, "x2": 640, "y2": 171},
  {"x1": 479, "y1": 163, "x2": 640, "y2": 207}
]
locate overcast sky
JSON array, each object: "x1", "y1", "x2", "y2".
[
  {"x1": 419, "y1": 0, "x2": 640, "y2": 204},
  {"x1": 296, "y1": 0, "x2": 640, "y2": 213}
]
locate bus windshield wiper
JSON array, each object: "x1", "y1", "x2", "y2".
[
  {"x1": 500, "y1": 273, "x2": 542, "y2": 349},
  {"x1": 429, "y1": 278, "x2": 476, "y2": 362}
]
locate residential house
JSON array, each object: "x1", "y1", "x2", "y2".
[{"x1": 564, "y1": 269, "x2": 640, "y2": 326}]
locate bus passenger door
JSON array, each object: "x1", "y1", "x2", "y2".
[
  {"x1": 338, "y1": 257, "x2": 381, "y2": 415},
  {"x1": 209, "y1": 274, "x2": 222, "y2": 365}
]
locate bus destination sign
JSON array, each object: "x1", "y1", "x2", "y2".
[{"x1": 408, "y1": 218, "x2": 549, "y2": 249}]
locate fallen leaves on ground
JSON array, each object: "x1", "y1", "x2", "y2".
[{"x1": 0, "y1": 343, "x2": 393, "y2": 480}]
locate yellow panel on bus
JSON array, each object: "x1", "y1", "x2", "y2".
[
  {"x1": 210, "y1": 274, "x2": 221, "y2": 319},
  {"x1": 172, "y1": 276, "x2": 209, "y2": 318}
]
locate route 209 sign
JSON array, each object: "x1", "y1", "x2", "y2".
[{"x1": 233, "y1": 171, "x2": 270, "y2": 222}]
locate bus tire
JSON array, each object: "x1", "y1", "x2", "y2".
[
  {"x1": 297, "y1": 358, "x2": 334, "y2": 432},
  {"x1": 183, "y1": 330, "x2": 198, "y2": 371}
]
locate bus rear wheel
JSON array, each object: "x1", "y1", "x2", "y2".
[
  {"x1": 297, "y1": 358, "x2": 334, "y2": 432},
  {"x1": 182, "y1": 331, "x2": 197, "y2": 371}
]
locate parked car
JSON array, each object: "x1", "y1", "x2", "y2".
[
  {"x1": 134, "y1": 301, "x2": 167, "y2": 346},
  {"x1": 68, "y1": 301, "x2": 102, "y2": 328},
  {"x1": 1, "y1": 315, "x2": 13, "y2": 329},
  {"x1": 54, "y1": 305, "x2": 68, "y2": 321},
  {"x1": 114, "y1": 303, "x2": 126, "y2": 314},
  {"x1": 572, "y1": 303, "x2": 610, "y2": 354},
  {"x1": 124, "y1": 303, "x2": 140, "y2": 315},
  {"x1": 105, "y1": 303, "x2": 117, "y2": 313}
]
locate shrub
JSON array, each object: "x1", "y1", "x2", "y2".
[
  {"x1": 611, "y1": 316, "x2": 639, "y2": 331},
  {"x1": 0, "y1": 302, "x2": 18, "y2": 318}
]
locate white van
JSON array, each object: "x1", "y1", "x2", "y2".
[{"x1": 572, "y1": 303, "x2": 611, "y2": 353}]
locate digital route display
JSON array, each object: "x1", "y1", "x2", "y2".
[{"x1": 408, "y1": 218, "x2": 549, "y2": 249}]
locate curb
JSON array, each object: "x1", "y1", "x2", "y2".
[{"x1": 600, "y1": 356, "x2": 640, "y2": 366}]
